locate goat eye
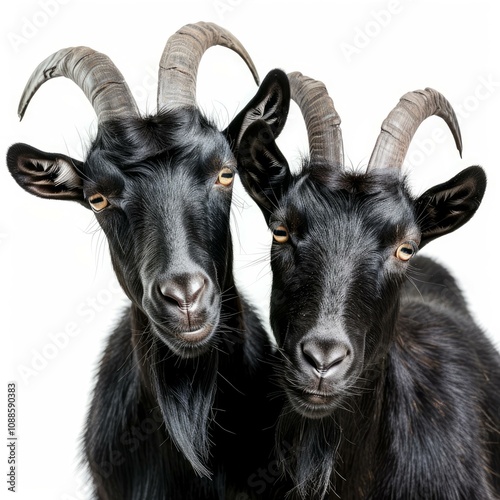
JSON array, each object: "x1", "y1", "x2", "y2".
[
  {"x1": 273, "y1": 225, "x2": 289, "y2": 244},
  {"x1": 396, "y1": 242, "x2": 416, "y2": 261},
  {"x1": 88, "y1": 193, "x2": 109, "y2": 212},
  {"x1": 217, "y1": 167, "x2": 234, "y2": 187}
]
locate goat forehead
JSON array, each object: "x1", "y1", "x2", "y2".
[
  {"x1": 87, "y1": 147, "x2": 232, "y2": 177},
  {"x1": 86, "y1": 112, "x2": 234, "y2": 176},
  {"x1": 282, "y1": 174, "x2": 416, "y2": 240}
]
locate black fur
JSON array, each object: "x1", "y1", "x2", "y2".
[
  {"x1": 236, "y1": 104, "x2": 500, "y2": 499},
  {"x1": 7, "y1": 71, "x2": 290, "y2": 499}
]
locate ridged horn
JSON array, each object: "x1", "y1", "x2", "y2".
[
  {"x1": 288, "y1": 72, "x2": 343, "y2": 168},
  {"x1": 18, "y1": 46, "x2": 139, "y2": 124},
  {"x1": 367, "y1": 87, "x2": 462, "y2": 170},
  {"x1": 157, "y1": 21, "x2": 259, "y2": 109}
]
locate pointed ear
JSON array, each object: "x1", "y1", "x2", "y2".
[
  {"x1": 7, "y1": 143, "x2": 87, "y2": 205},
  {"x1": 237, "y1": 119, "x2": 291, "y2": 223},
  {"x1": 416, "y1": 166, "x2": 486, "y2": 248},
  {"x1": 224, "y1": 69, "x2": 290, "y2": 152}
]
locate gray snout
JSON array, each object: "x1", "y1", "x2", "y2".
[{"x1": 300, "y1": 338, "x2": 351, "y2": 380}]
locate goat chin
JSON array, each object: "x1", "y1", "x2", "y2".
[{"x1": 289, "y1": 400, "x2": 335, "y2": 420}]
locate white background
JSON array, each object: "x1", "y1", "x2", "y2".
[{"x1": 1, "y1": 0, "x2": 499, "y2": 498}]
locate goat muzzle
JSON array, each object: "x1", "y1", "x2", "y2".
[
  {"x1": 300, "y1": 339, "x2": 351, "y2": 382},
  {"x1": 152, "y1": 271, "x2": 219, "y2": 345}
]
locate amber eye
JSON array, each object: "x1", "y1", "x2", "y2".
[
  {"x1": 88, "y1": 193, "x2": 109, "y2": 212},
  {"x1": 273, "y1": 225, "x2": 289, "y2": 244},
  {"x1": 396, "y1": 242, "x2": 417, "y2": 261},
  {"x1": 217, "y1": 167, "x2": 234, "y2": 187}
]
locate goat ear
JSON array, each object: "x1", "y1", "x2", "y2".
[
  {"x1": 416, "y1": 166, "x2": 486, "y2": 248},
  {"x1": 7, "y1": 143, "x2": 86, "y2": 205},
  {"x1": 224, "y1": 69, "x2": 290, "y2": 151},
  {"x1": 237, "y1": 119, "x2": 291, "y2": 223}
]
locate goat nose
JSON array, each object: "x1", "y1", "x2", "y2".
[
  {"x1": 159, "y1": 273, "x2": 207, "y2": 311},
  {"x1": 301, "y1": 341, "x2": 349, "y2": 376}
]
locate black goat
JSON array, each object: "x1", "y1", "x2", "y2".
[
  {"x1": 235, "y1": 72, "x2": 500, "y2": 499},
  {"x1": 7, "y1": 22, "x2": 290, "y2": 499}
]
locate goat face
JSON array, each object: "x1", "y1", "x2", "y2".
[
  {"x1": 6, "y1": 28, "x2": 289, "y2": 359},
  {"x1": 7, "y1": 112, "x2": 235, "y2": 356},
  {"x1": 95, "y1": 116, "x2": 241, "y2": 358},
  {"x1": 236, "y1": 83, "x2": 486, "y2": 419},
  {"x1": 267, "y1": 169, "x2": 424, "y2": 418}
]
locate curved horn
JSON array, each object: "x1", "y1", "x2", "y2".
[
  {"x1": 18, "y1": 46, "x2": 139, "y2": 124},
  {"x1": 288, "y1": 72, "x2": 343, "y2": 168},
  {"x1": 367, "y1": 87, "x2": 462, "y2": 170},
  {"x1": 157, "y1": 22, "x2": 259, "y2": 109}
]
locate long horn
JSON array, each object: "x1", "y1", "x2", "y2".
[
  {"x1": 367, "y1": 87, "x2": 462, "y2": 170},
  {"x1": 288, "y1": 72, "x2": 343, "y2": 168},
  {"x1": 18, "y1": 46, "x2": 139, "y2": 124},
  {"x1": 157, "y1": 22, "x2": 259, "y2": 109}
]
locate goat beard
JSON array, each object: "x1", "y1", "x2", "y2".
[
  {"x1": 275, "y1": 403, "x2": 341, "y2": 500},
  {"x1": 149, "y1": 338, "x2": 218, "y2": 478}
]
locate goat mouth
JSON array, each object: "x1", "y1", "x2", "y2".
[
  {"x1": 285, "y1": 388, "x2": 337, "y2": 419},
  {"x1": 303, "y1": 391, "x2": 335, "y2": 405},
  {"x1": 176, "y1": 323, "x2": 215, "y2": 344},
  {"x1": 152, "y1": 318, "x2": 218, "y2": 358}
]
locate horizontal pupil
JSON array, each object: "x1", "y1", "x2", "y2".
[
  {"x1": 274, "y1": 229, "x2": 287, "y2": 236},
  {"x1": 221, "y1": 172, "x2": 233, "y2": 178},
  {"x1": 91, "y1": 197, "x2": 103, "y2": 204},
  {"x1": 402, "y1": 247, "x2": 413, "y2": 254}
]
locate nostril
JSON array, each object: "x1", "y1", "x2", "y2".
[
  {"x1": 326, "y1": 350, "x2": 348, "y2": 371},
  {"x1": 187, "y1": 276, "x2": 206, "y2": 305},
  {"x1": 161, "y1": 287, "x2": 185, "y2": 309},
  {"x1": 301, "y1": 342, "x2": 349, "y2": 374},
  {"x1": 160, "y1": 282, "x2": 186, "y2": 309},
  {"x1": 302, "y1": 345, "x2": 321, "y2": 371}
]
